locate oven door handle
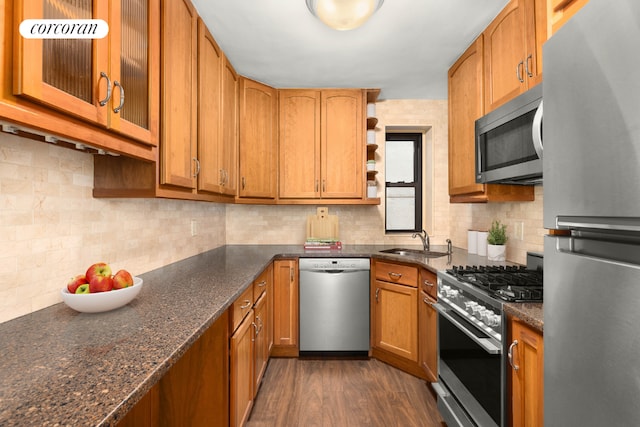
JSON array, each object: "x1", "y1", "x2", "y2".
[{"x1": 434, "y1": 303, "x2": 502, "y2": 355}]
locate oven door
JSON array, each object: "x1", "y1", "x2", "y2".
[{"x1": 432, "y1": 302, "x2": 505, "y2": 427}]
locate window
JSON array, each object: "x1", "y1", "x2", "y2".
[{"x1": 385, "y1": 133, "x2": 422, "y2": 233}]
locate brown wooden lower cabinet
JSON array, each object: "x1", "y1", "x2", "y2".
[
  {"x1": 116, "y1": 383, "x2": 160, "y2": 427},
  {"x1": 159, "y1": 309, "x2": 229, "y2": 426},
  {"x1": 272, "y1": 259, "x2": 298, "y2": 357},
  {"x1": 418, "y1": 290, "x2": 438, "y2": 382},
  {"x1": 230, "y1": 309, "x2": 255, "y2": 427},
  {"x1": 508, "y1": 316, "x2": 544, "y2": 427}
]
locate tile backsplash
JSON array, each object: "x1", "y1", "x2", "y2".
[
  {"x1": 1, "y1": 98, "x2": 543, "y2": 323},
  {"x1": 0, "y1": 134, "x2": 226, "y2": 323}
]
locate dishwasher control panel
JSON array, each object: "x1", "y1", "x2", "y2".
[{"x1": 299, "y1": 258, "x2": 371, "y2": 271}]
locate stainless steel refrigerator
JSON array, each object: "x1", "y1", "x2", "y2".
[{"x1": 543, "y1": 0, "x2": 640, "y2": 425}]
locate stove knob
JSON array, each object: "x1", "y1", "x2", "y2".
[
  {"x1": 473, "y1": 305, "x2": 486, "y2": 319},
  {"x1": 445, "y1": 289, "x2": 458, "y2": 299},
  {"x1": 465, "y1": 301, "x2": 477, "y2": 313},
  {"x1": 492, "y1": 314, "x2": 502, "y2": 327},
  {"x1": 482, "y1": 310, "x2": 496, "y2": 324}
]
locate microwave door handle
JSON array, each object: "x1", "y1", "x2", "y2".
[{"x1": 532, "y1": 100, "x2": 543, "y2": 160}]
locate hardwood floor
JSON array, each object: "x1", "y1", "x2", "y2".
[{"x1": 246, "y1": 357, "x2": 446, "y2": 427}]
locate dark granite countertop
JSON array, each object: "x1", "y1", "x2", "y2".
[
  {"x1": 504, "y1": 303, "x2": 544, "y2": 333},
  {"x1": 0, "y1": 244, "x2": 526, "y2": 426}
]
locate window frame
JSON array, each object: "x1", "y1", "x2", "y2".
[{"x1": 384, "y1": 132, "x2": 423, "y2": 233}]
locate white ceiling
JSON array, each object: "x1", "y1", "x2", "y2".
[{"x1": 192, "y1": 0, "x2": 509, "y2": 100}]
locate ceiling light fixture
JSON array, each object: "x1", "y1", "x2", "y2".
[{"x1": 305, "y1": 0, "x2": 384, "y2": 31}]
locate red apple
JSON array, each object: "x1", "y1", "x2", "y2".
[
  {"x1": 89, "y1": 275, "x2": 114, "y2": 293},
  {"x1": 113, "y1": 269, "x2": 134, "y2": 289},
  {"x1": 75, "y1": 283, "x2": 90, "y2": 294},
  {"x1": 85, "y1": 262, "x2": 112, "y2": 282},
  {"x1": 66, "y1": 274, "x2": 88, "y2": 294}
]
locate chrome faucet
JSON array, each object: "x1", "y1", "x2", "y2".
[{"x1": 412, "y1": 229, "x2": 430, "y2": 251}]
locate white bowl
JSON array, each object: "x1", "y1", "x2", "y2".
[{"x1": 61, "y1": 277, "x2": 143, "y2": 313}]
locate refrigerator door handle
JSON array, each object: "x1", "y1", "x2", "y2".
[
  {"x1": 556, "y1": 216, "x2": 640, "y2": 233},
  {"x1": 554, "y1": 234, "x2": 640, "y2": 269},
  {"x1": 532, "y1": 100, "x2": 543, "y2": 160}
]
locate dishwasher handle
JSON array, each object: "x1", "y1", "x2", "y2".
[{"x1": 302, "y1": 269, "x2": 369, "y2": 274}]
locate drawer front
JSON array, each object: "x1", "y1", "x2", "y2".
[
  {"x1": 420, "y1": 268, "x2": 437, "y2": 299},
  {"x1": 231, "y1": 285, "x2": 254, "y2": 332},
  {"x1": 375, "y1": 261, "x2": 418, "y2": 287},
  {"x1": 253, "y1": 267, "x2": 271, "y2": 300}
]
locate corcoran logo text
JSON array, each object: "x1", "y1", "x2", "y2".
[{"x1": 20, "y1": 19, "x2": 109, "y2": 39}]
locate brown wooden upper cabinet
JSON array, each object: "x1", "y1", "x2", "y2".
[
  {"x1": 238, "y1": 78, "x2": 277, "y2": 200},
  {"x1": 161, "y1": 0, "x2": 198, "y2": 189},
  {"x1": 218, "y1": 58, "x2": 239, "y2": 196},
  {"x1": 161, "y1": 4, "x2": 238, "y2": 198},
  {"x1": 483, "y1": 0, "x2": 547, "y2": 112},
  {"x1": 448, "y1": 36, "x2": 534, "y2": 203},
  {"x1": 279, "y1": 89, "x2": 364, "y2": 200},
  {"x1": 550, "y1": 0, "x2": 589, "y2": 33},
  {"x1": 197, "y1": 18, "x2": 224, "y2": 194},
  {"x1": 448, "y1": 36, "x2": 485, "y2": 199},
  {"x1": 13, "y1": 0, "x2": 159, "y2": 147}
]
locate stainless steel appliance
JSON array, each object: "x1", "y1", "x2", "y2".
[
  {"x1": 543, "y1": 0, "x2": 640, "y2": 425},
  {"x1": 298, "y1": 258, "x2": 370, "y2": 355},
  {"x1": 433, "y1": 255, "x2": 543, "y2": 427},
  {"x1": 475, "y1": 84, "x2": 543, "y2": 185}
]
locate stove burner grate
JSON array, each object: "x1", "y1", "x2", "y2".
[{"x1": 446, "y1": 265, "x2": 543, "y2": 302}]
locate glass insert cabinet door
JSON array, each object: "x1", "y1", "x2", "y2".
[{"x1": 13, "y1": 0, "x2": 158, "y2": 146}]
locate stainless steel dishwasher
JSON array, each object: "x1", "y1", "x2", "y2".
[{"x1": 299, "y1": 258, "x2": 370, "y2": 356}]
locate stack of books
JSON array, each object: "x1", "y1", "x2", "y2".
[{"x1": 303, "y1": 239, "x2": 342, "y2": 250}]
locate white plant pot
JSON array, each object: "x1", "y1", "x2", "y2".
[{"x1": 487, "y1": 244, "x2": 506, "y2": 261}]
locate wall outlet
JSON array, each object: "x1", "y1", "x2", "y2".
[
  {"x1": 190, "y1": 219, "x2": 197, "y2": 237},
  {"x1": 513, "y1": 221, "x2": 524, "y2": 240}
]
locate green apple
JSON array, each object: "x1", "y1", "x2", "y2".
[{"x1": 75, "y1": 283, "x2": 90, "y2": 294}]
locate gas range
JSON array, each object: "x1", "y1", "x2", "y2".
[
  {"x1": 433, "y1": 253, "x2": 543, "y2": 427},
  {"x1": 436, "y1": 253, "x2": 544, "y2": 343}
]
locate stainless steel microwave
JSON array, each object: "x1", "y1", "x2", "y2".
[{"x1": 475, "y1": 84, "x2": 543, "y2": 185}]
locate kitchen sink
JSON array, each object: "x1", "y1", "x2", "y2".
[{"x1": 379, "y1": 248, "x2": 449, "y2": 258}]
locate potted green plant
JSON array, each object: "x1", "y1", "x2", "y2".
[{"x1": 487, "y1": 220, "x2": 508, "y2": 261}]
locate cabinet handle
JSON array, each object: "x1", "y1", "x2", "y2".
[
  {"x1": 508, "y1": 340, "x2": 519, "y2": 371},
  {"x1": 193, "y1": 158, "x2": 200, "y2": 178},
  {"x1": 256, "y1": 315, "x2": 264, "y2": 333},
  {"x1": 375, "y1": 287, "x2": 380, "y2": 302},
  {"x1": 113, "y1": 80, "x2": 125, "y2": 113},
  {"x1": 516, "y1": 60, "x2": 525, "y2": 83},
  {"x1": 525, "y1": 54, "x2": 533, "y2": 78},
  {"x1": 290, "y1": 268, "x2": 294, "y2": 283},
  {"x1": 423, "y1": 279, "x2": 434, "y2": 287},
  {"x1": 241, "y1": 176, "x2": 246, "y2": 190},
  {"x1": 315, "y1": 180, "x2": 319, "y2": 192},
  {"x1": 423, "y1": 297, "x2": 437, "y2": 307},
  {"x1": 251, "y1": 322, "x2": 258, "y2": 341},
  {"x1": 322, "y1": 179, "x2": 326, "y2": 192},
  {"x1": 257, "y1": 280, "x2": 267, "y2": 288},
  {"x1": 388, "y1": 272, "x2": 402, "y2": 279},
  {"x1": 98, "y1": 71, "x2": 112, "y2": 107},
  {"x1": 240, "y1": 300, "x2": 251, "y2": 309}
]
